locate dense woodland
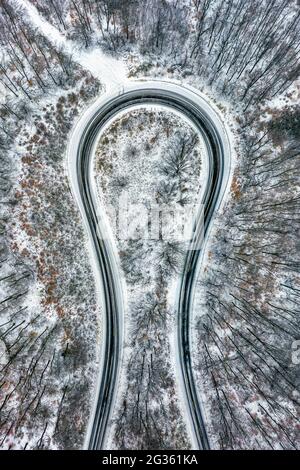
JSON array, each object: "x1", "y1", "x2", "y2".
[
  {"x1": 0, "y1": 0, "x2": 299, "y2": 450},
  {"x1": 0, "y1": 0, "x2": 101, "y2": 449}
]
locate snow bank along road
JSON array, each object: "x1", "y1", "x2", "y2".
[{"x1": 67, "y1": 81, "x2": 231, "y2": 450}]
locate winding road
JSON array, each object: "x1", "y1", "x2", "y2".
[{"x1": 67, "y1": 81, "x2": 231, "y2": 450}]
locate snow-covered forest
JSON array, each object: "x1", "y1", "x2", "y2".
[{"x1": 0, "y1": 0, "x2": 299, "y2": 451}]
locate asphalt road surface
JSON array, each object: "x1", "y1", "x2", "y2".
[{"x1": 67, "y1": 81, "x2": 231, "y2": 450}]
